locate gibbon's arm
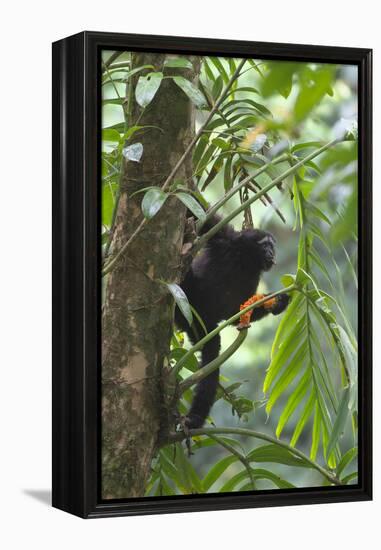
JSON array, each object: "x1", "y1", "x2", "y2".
[{"x1": 237, "y1": 293, "x2": 290, "y2": 330}]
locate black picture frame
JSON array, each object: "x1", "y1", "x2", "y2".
[{"x1": 52, "y1": 31, "x2": 372, "y2": 519}]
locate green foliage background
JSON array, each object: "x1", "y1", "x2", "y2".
[{"x1": 102, "y1": 52, "x2": 358, "y2": 495}]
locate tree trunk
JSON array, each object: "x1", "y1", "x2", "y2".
[{"x1": 102, "y1": 53, "x2": 199, "y2": 499}]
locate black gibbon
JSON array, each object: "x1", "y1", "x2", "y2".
[{"x1": 175, "y1": 216, "x2": 290, "y2": 429}]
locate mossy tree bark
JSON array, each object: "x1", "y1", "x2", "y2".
[{"x1": 102, "y1": 53, "x2": 200, "y2": 499}]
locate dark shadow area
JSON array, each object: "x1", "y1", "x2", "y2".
[{"x1": 23, "y1": 489, "x2": 51, "y2": 506}]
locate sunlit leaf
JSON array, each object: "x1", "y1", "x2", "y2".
[
  {"x1": 175, "y1": 192, "x2": 206, "y2": 221},
  {"x1": 122, "y1": 142, "x2": 143, "y2": 162},
  {"x1": 166, "y1": 283, "x2": 193, "y2": 326},
  {"x1": 135, "y1": 72, "x2": 163, "y2": 107},
  {"x1": 164, "y1": 58, "x2": 193, "y2": 69},
  {"x1": 141, "y1": 187, "x2": 167, "y2": 219},
  {"x1": 172, "y1": 76, "x2": 207, "y2": 107},
  {"x1": 102, "y1": 128, "x2": 121, "y2": 143}
]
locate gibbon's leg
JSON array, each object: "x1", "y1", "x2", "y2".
[{"x1": 185, "y1": 327, "x2": 221, "y2": 429}]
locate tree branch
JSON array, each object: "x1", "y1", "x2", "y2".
[
  {"x1": 167, "y1": 427, "x2": 341, "y2": 485},
  {"x1": 194, "y1": 138, "x2": 341, "y2": 253},
  {"x1": 102, "y1": 58, "x2": 247, "y2": 277},
  {"x1": 171, "y1": 284, "x2": 296, "y2": 379},
  {"x1": 198, "y1": 153, "x2": 289, "y2": 230},
  {"x1": 179, "y1": 329, "x2": 248, "y2": 393}
]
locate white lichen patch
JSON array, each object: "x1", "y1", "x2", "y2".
[
  {"x1": 147, "y1": 264, "x2": 155, "y2": 279},
  {"x1": 119, "y1": 351, "x2": 149, "y2": 384}
]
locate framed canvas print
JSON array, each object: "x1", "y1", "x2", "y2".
[{"x1": 52, "y1": 31, "x2": 372, "y2": 518}]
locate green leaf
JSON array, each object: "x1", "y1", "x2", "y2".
[
  {"x1": 121, "y1": 65, "x2": 154, "y2": 81},
  {"x1": 208, "y1": 57, "x2": 229, "y2": 83},
  {"x1": 220, "y1": 470, "x2": 249, "y2": 492},
  {"x1": 271, "y1": 292, "x2": 304, "y2": 356},
  {"x1": 291, "y1": 141, "x2": 323, "y2": 153},
  {"x1": 203, "y1": 455, "x2": 237, "y2": 491},
  {"x1": 196, "y1": 143, "x2": 218, "y2": 178},
  {"x1": 141, "y1": 187, "x2": 167, "y2": 219},
  {"x1": 294, "y1": 66, "x2": 335, "y2": 121},
  {"x1": 249, "y1": 468, "x2": 295, "y2": 489},
  {"x1": 341, "y1": 472, "x2": 358, "y2": 485},
  {"x1": 203, "y1": 58, "x2": 216, "y2": 82},
  {"x1": 102, "y1": 128, "x2": 121, "y2": 143},
  {"x1": 193, "y1": 135, "x2": 209, "y2": 167},
  {"x1": 164, "y1": 58, "x2": 193, "y2": 69},
  {"x1": 190, "y1": 305, "x2": 208, "y2": 335},
  {"x1": 201, "y1": 155, "x2": 225, "y2": 189},
  {"x1": 130, "y1": 185, "x2": 158, "y2": 198},
  {"x1": 223, "y1": 154, "x2": 233, "y2": 192},
  {"x1": 174, "y1": 443, "x2": 204, "y2": 493},
  {"x1": 306, "y1": 202, "x2": 332, "y2": 225},
  {"x1": 135, "y1": 72, "x2": 163, "y2": 107},
  {"x1": 211, "y1": 75, "x2": 223, "y2": 100},
  {"x1": 247, "y1": 444, "x2": 312, "y2": 469},
  {"x1": 169, "y1": 347, "x2": 198, "y2": 372},
  {"x1": 337, "y1": 447, "x2": 358, "y2": 477},
  {"x1": 222, "y1": 98, "x2": 271, "y2": 117},
  {"x1": 264, "y1": 321, "x2": 306, "y2": 393},
  {"x1": 326, "y1": 387, "x2": 350, "y2": 462},
  {"x1": 234, "y1": 86, "x2": 260, "y2": 94},
  {"x1": 102, "y1": 98, "x2": 124, "y2": 106},
  {"x1": 310, "y1": 402, "x2": 321, "y2": 460},
  {"x1": 102, "y1": 183, "x2": 117, "y2": 227},
  {"x1": 166, "y1": 283, "x2": 193, "y2": 326},
  {"x1": 290, "y1": 391, "x2": 315, "y2": 447},
  {"x1": 261, "y1": 61, "x2": 301, "y2": 98},
  {"x1": 281, "y1": 274, "x2": 296, "y2": 287},
  {"x1": 160, "y1": 450, "x2": 183, "y2": 484},
  {"x1": 175, "y1": 192, "x2": 206, "y2": 221},
  {"x1": 172, "y1": 76, "x2": 207, "y2": 107},
  {"x1": 265, "y1": 338, "x2": 306, "y2": 413},
  {"x1": 220, "y1": 468, "x2": 295, "y2": 492},
  {"x1": 276, "y1": 371, "x2": 311, "y2": 438}
]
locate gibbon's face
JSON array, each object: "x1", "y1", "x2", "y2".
[{"x1": 238, "y1": 229, "x2": 276, "y2": 271}]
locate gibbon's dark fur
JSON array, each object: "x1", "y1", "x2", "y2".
[{"x1": 175, "y1": 216, "x2": 290, "y2": 429}]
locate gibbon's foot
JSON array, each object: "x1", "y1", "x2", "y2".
[
  {"x1": 176, "y1": 415, "x2": 196, "y2": 456},
  {"x1": 183, "y1": 413, "x2": 204, "y2": 430}
]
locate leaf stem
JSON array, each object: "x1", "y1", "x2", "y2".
[
  {"x1": 208, "y1": 434, "x2": 256, "y2": 489},
  {"x1": 179, "y1": 329, "x2": 248, "y2": 393},
  {"x1": 167, "y1": 427, "x2": 341, "y2": 485},
  {"x1": 199, "y1": 153, "x2": 289, "y2": 229}
]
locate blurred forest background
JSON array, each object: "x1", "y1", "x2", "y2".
[{"x1": 101, "y1": 51, "x2": 358, "y2": 495}]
